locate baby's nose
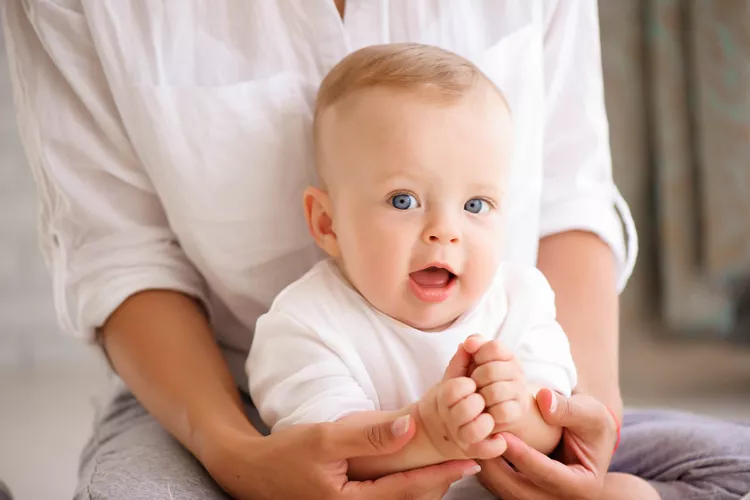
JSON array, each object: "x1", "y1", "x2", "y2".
[{"x1": 423, "y1": 214, "x2": 460, "y2": 244}]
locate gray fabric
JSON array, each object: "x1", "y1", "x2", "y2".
[
  {"x1": 0, "y1": 480, "x2": 13, "y2": 500},
  {"x1": 76, "y1": 381, "x2": 750, "y2": 499},
  {"x1": 75, "y1": 378, "x2": 267, "y2": 500},
  {"x1": 76, "y1": 379, "x2": 231, "y2": 500},
  {"x1": 611, "y1": 410, "x2": 750, "y2": 500}
]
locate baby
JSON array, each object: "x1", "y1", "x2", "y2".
[{"x1": 247, "y1": 43, "x2": 576, "y2": 499}]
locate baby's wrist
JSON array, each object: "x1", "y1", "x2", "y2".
[{"x1": 415, "y1": 391, "x2": 464, "y2": 461}]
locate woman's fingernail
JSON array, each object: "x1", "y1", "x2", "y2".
[
  {"x1": 549, "y1": 393, "x2": 558, "y2": 413},
  {"x1": 462, "y1": 465, "x2": 482, "y2": 478},
  {"x1": 392, "y1": 415, "x2": 411, "y2": 436}
]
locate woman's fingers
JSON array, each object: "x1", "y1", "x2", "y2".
[
  {"x1": 321, "y1": 416, "x2": 416, "y2": 460},
  {"x1": 535, "y1": 389, "x2": 615, "y2": 438},
  {"x1": 500, "y1": 432, "x2": 586, "y2": 492},
  {"x1": 477, "y1": 456, "x2": 539, "y2": 499},
  {"x1": 350, "y1": 459, "x2": 481, "y2": 500}
]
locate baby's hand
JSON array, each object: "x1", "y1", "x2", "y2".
[
  {"x1": 465, "y1": 338, "x2": 529, "y2": 432},
  {"x1": 417, "y1": 343, "x2": 507, "y2": 460}
]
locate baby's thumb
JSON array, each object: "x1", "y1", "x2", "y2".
[
  {"x1": 327, "y1": 415, "x2": 415, "y2": 460},
  {"x1": 442, "y1": 344, "x2": 472, "y2": 380}
]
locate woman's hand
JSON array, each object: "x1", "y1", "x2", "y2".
[
  {"x1": 203, "y1": 414, "x2": 480, "y2": 500},
  {"x1": 476, "y1": 389, "x2": 616, "y2": 500}
]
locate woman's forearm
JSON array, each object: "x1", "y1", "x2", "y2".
[
  {"x1": 100, "y1": 290, "x2": 260, "y2": 464},
  {"x1": 537, "y1": 231, "x2": 623, "y2": 418}
]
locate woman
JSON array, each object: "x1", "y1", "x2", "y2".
[{"x1": 4, "y1": 1, "x2": 749, "y2": 499}]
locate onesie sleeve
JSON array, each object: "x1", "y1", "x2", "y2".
[
  {"x1": 507, "y1": 268, "x2": 578, "y2": 397},
  {"x1": 247, "y1": 311, "x2": 376, "y2": 432}
]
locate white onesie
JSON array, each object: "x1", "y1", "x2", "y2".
[{"x1": 247, "y1": 259, "x2": 577, "y2": 499}]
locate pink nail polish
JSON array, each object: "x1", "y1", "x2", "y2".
[
  {"x1": 392, "y1": 415, "x2": 411, "y2": 436},
  {"x1": 462, "y1": 465, "x2": 482, "y2": 478}
]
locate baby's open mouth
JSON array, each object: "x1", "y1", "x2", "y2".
[
  {"x1": 409, "y1": 266, "x2": 457, "y2": 289},
  {"x1": 408, "y1": 266, "x2": 457, "y2": 303}
]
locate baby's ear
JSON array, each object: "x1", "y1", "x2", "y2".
[{"x1": 303, "y1": 186, "x2": 340, "y2": 258}]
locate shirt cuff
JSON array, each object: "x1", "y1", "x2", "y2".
[
  {"x1": 539, "y1": 188, "x2": 637, "y2": 293},
  {"x1": 70, "y1": 263, "x2": 208, "y2": 342}
]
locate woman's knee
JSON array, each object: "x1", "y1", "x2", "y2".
[
  {"x1": 75, "y1": 389, "x2": 228, "y2": 500},
  {"x1": 615, "y1": 410, "x2": 750, "y2": 499}
]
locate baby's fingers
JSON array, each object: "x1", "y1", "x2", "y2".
[
  {"x1": 479, "y1": 380, "x2": 522, "y2": 407},
  {"x1": 438, "y1": 377, "x2": 477, "y2": 408},
  {"x1": 449, "y1": 393, "x2": 486, "y2": 426},
  {"x1": 472, "y1": 360, "x2": 522, "y2": 389},
  {"x1": 465, "y1": 433, "x2": 508, "y2": 460},
  {"x1": 442, "y1": 344, "x2": 473, "y2": 380},
  {"x1": 488, "y1": 400, "x2": 525, "y2": 427},
  {"x1": 456, "y1": 412, "x2": 495, "y2": 445},
  {"x1": 473, "y1": 340, "x2": 515, "y2": 365},
  {"x1": 462, "y1": 334, "x2": 487, "y2": 355}
]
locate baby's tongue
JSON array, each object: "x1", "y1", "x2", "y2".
[{"x1": 410, "y1": 267, "x2": 451, "y2": 287}]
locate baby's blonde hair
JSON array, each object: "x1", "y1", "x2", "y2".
[{"x1": 314, "y1": 43, "x2": 508, "y2": 169}]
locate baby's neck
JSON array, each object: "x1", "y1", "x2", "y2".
[{"x1": 416, "y1": 316, "x2": 461, "y2": 333}]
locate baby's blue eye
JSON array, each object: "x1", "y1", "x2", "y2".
[
  {"x1": 390, "y1": 194, "x2": 419, "y2": 210},
  {"x1": 464, "y1": 198, "x2": 490, "y2": 214}
]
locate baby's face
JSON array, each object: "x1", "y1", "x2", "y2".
[{"x1": 318, "y1": 86, "x2": 512, "y2": 331}]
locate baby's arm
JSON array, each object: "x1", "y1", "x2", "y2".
[
  {"x1": 249, "y1": 314, "x2": 504, "y2": 481},
  {"x1": 473, "y1": 267, "x2": 578, "y2": 454},
  {"x1": 345, "y1": 345, "x2": 506, "y2": 480},
  {"x1": 468, "y1": 339, "x2": 562, "y2": 455}
]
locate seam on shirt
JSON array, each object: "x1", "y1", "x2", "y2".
[
  {"x1": 4, "y1": 13, "x2": 78, "y2": 334},
  {"x1": 83, "y1": 451, "x2": 106, "y2": 500}
]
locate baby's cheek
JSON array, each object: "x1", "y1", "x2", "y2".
[
  {"x1": 467, "y1": 249, "x2": 499, "y2": 295},
  {"x1": 352, "y1": 242, "x2": 402, "y2": 304}
]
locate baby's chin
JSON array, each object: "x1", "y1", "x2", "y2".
[{"x1": 396, "y1": 309, "x2": 460, "y2": 333}]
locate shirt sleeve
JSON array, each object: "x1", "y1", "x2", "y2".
[
  {"x1": 248, "y1": 311, "x2": 376, "y2": 432},
  {"x1": 540, "y1": 0, "x2": 638, "y2": 292},
  {"x1": 507, "y1": 268, "x2": 578, "y2": 397},
  {"x1": 2, "y1": 2, "x2": 207, "y2": 340}
]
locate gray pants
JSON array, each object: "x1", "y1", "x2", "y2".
[{"x1": 76, "y1": 380, "x2": 750, "y2": 500}]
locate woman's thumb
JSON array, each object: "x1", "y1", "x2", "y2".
[
  {"x1": 536, "y1": 388, "x2": 570, "y2": 425},
  {"x1": 326, "y1": 414, "x2": 416, "y2": 460},
  {"x1": 536, "y1": 388, "x2": 609, "y2": 434}
]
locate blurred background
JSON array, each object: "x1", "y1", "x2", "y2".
[{"x1": 1, "y1": 2, "x2": 749, "y2": 499}]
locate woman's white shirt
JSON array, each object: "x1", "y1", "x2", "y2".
[{"x1": 3, "y1": 0, "x2": 636, "y2": 387}]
